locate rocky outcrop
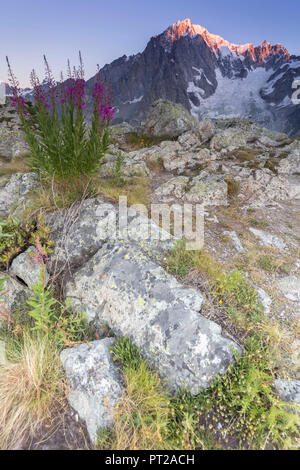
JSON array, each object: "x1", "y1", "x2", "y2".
[
  {"x1": 0, "y1": 101, "x2": 27, "y2": 160},
  {"x1": 65, "y1": 241, "x2": 241, "y2": 394},
  {"x1": 155, "y1": 171, "x2": 228, "y2": 206},
  {"x1": 0, "y1": 172, "x2": 38, "y2": 217},
  {"x1": 60, "y1": 338, "x2": 124, "y2": 443},
  {"x1": 210, "y1": 129, "x2": 247, "y2": 151},
  {"x1": 145, "y1": 99, "x2": 198, "y2": 138}
]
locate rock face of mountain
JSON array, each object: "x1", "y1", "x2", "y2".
[{"x1": 85, "y1": 19, "x2": 300, "y2": 136}]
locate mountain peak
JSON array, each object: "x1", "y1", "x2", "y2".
[{"x1": 164, "y1": 19, "x2": 207, "y2": 42}]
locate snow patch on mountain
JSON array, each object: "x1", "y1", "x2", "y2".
[
  {"x1": 123, "y1": 95, "x2": 144, "y2": 105},
  {"x1": 188, "y1": 68, "x2": 274, "y2": 125}
]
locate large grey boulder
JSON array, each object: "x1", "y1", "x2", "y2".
[
  {"x1": 46, "y1": 197, "x2": 175, "y2": 276},
  {"x1": 65, "y1": 242, "x2": 241, "y2": 394},
  {"x1": 145, "y1": 99, "x2": 198, "y2": 138},
  {"x1": 60, "y1": 338, "x2": 124, "y2": 443},
  {"x1": 9, "y1": 246, "x2": 50, "y2": 288}
]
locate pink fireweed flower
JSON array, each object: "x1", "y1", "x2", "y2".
[
  {"x1": 98, "y1": 103, "x2": 114, "y2": 120},
  {"x1": 33, "y1": 236, "x2": 50, "y2": 265},
  {"x1": 30, "y1": 69, "x2": 50, "y2": 109}
]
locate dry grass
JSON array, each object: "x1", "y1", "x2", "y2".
[
  {"x1": 24, "y1": 175, "x2": 150, "y2": 218},
  {"x1": 0, "y1": 157, "x2": 30, "y2": 177},
  {"x1": 0, "y1": 333, "x2": 64, "y2": 450},
  {"x1": 228, "y1": 149, "x2": 260, "y2": 162},
  {"x1": 22, "y1": 177, "x2": 98, "y2": 218},
  {"x1": 97, "y1": 176, "x2": 150, "y2": 207}
]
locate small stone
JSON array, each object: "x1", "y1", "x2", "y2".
[
  {"x1": 223, "y1": 231, "x2": 245, "y2": 253},
  {"x1": 256, "y1": 287, "x2": 272, "y2": 314},
  {"x1": 249, "y1": 227, "x2": 286, "y2": 251}
]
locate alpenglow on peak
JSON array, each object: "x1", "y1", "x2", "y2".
[{"x1": 163, "y1": 19, "x2": 288, "y2": 59}]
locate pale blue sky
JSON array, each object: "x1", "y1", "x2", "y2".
[{"x1": 1, "y1": 0, "x2": 299, "y2": 86}]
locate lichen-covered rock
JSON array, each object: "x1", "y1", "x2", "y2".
[
  {"x1": 155, "y1": 176, "x2": 189, "y2": 202},
  {"x1": 145, "y1": 99, "x2": 198, "y2": 138},
  {"x1": 9, "y1": 246, "x2": 50, "y2": 288},
  {"x1": 155, "y1": 172, "x2": 227, "y2": 206},
  {"x1": 0, "y1": 172, "x2": 38, "y2": 217},
  {"x1": 210, "y1": 129, "x2": 247, "y2": 151},
  {"x1": 162, "y1": 146, "x2": 214, "y2": 174},
  {"x1": 0, "y1": 274, "x2": 28, "y2": 319},
  {"x1": 238, "y1": 170, "x2": 300, "y2": 206},
  {"x1": 177, "y1": 131, "x2": 199, "y2": 149},
  {"x1": 60, "y1": 338, "x2": 124, "y2": 443},
  {"x1": 186, "y1": 171, "x2": 228, "y2": 205},
  {"x1": 65, "y1": 242, "x2": 241, "y2": 394}
]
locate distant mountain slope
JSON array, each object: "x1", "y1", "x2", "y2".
[{"x1": 84, "y1": 18, "x2": 300, "y2": 135}]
